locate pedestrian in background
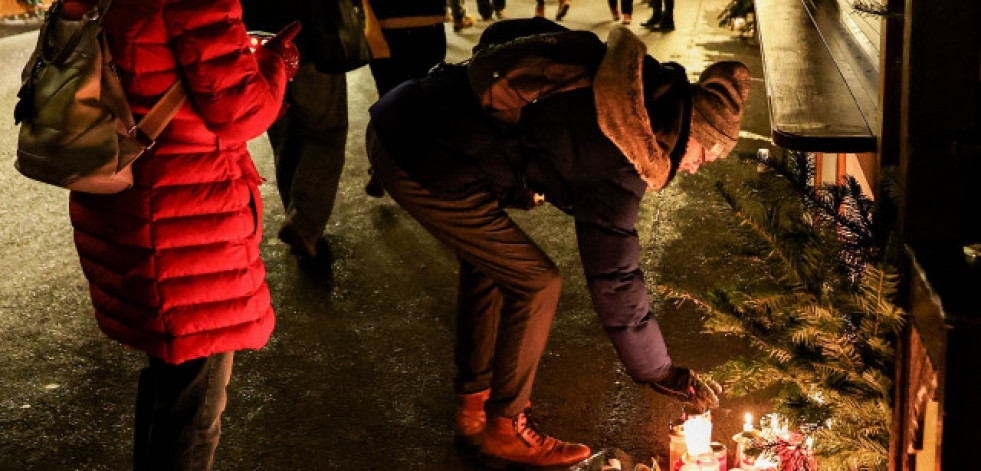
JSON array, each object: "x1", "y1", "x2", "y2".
[
  {"x1": 366, "y1": 18, "x2": 747, "y2": 470},
  {"x1": 61, "y1": 0, "x2": 296, "y2": 469},
  {"x1": 361, "y1": 0, "x2": 448, "y2": 198},
  {"x1": 448, "y1": 0, "x2": 505, "y2": 28},
  {"x1": 534, "y1": 0, "x2": 571, "y2": 20},
  {"x1": 642, "y1": 0, "x2": 675, "y2": 30},
  {"x1": 243, "y1": 0, "x2": 366, "y2": 272},
  {"x1": 447, "y1": 0, "x2": 476, "y2": 31},
  {"x1": 609, "y1": 0, "x2": 634, "y2": 24}
]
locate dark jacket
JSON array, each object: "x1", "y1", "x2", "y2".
[
  {"x1": 242, "y1": 0, "x2": 356, "y2": 72},
  {"x1": 368, "y1": 0, "x2": 445, "y2": 20},
  {"x1": 368, "y1": 27, "x2": 692, "y2": 383}
]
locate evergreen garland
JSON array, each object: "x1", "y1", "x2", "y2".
[{"x1": 659, "y1": 151, "x2": 904, "y2": 470}]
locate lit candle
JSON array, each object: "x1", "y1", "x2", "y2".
[
  {"x1": 753, "y1": 456, "x2": 779, "y2": 471},
  {"x1": 732, "y1": 412, "x2": 760, "y2": 470},
  {"x1": 669, "y1": 419, "x2": 687, "y2": 471},
  {"x1": 684, "y1": 414, "x2": 713, "y2": 457}
]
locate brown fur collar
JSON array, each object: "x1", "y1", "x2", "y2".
[{"x1": 594, "y1": 27, "x2": 671, "y2": 190}]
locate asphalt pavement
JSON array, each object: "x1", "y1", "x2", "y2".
[{"x1": 0, "y1": 0, "x2": 775, "y2": 469}]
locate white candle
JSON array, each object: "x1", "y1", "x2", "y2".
[
  {"x1": 743, "y1": 412, "x2": 754, "y2": 433},
  {"x1": 753, "y1": 456, "x2": 779, "y2": 471},
  {"x1": 683, "y1": 414, "x2": 713, "y2": 457}
]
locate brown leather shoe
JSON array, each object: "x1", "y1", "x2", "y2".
[
  {"x1": 478, "y1": 409, "x2": 591, "y2": 469},
  {"x1": 455, "y1": 390, "x2": 490, "y2": 448}
]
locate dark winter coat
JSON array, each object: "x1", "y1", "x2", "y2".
[
  {"x1": 68, "y1": 0, "x2": 288, "y2": 364},
  {"x1": 368, "y1": 26, "x2": 692, "y2": 382},
  {"x1": 367, "y1": 0, "x2": 445, "y2": 20}
]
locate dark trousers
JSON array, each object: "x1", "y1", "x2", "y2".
[
  {"x1": 449, "y1": 0, "x2": 506, "y2": 20},
  {"x1": 608, "y1": 0, "x2": 632, "y2": 15},
  {"x1": 368, "y1": 24, "x2": 447, "y2": 97},
  {"x1": 650, "y1": 0, "x2": 674, "y2": 22},
  {"x1": 134, "y1": 352, "x2": 234, "y2": 471},
  {"x1": 267, "y1": 64, "x2": 348, "y2": 244},
  {"x1": 367, "y1": 125, "x2": 559, "y2": 419}
]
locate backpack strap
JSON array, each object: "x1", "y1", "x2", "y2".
[{"x1": 127, "y1": 81, "x2": 187, "y2": 150}]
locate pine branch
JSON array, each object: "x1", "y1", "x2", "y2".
[
  {"x1": 715, "y1": 182, "x2": 814, "y2": 299},
  {"x1": 750, "y1": 152, "x2": 878, "y2": 256}
]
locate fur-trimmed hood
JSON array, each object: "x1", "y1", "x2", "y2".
[
  {"x1": 594, "y1": 27, "x2": 690, "y2": 190},
  {"x1": 468, "y1": 24, "x2": 691, "y2": 190}
]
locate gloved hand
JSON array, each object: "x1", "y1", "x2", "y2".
[
  {"x1": 263, "y1": 21, "x2": 302, "y2": 80},
  {"x1": 649, "y1": 366, "x2": 722, "y2": 414}
]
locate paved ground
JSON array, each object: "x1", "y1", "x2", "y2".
[{"x1": 0, "y1": 0, "x2": 775, "y2": 469}]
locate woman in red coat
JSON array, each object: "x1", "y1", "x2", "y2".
[{"x1": 63, "y1": 0, "x2": 296, "y2": 468}]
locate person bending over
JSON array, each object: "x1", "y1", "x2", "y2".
[{"x1": 367, "y1": 18, "x2": 749, "y2": 470}]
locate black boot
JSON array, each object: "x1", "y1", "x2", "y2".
[
  {"x1": 653, "y1": 0, "x2": 674, "y2": 30},
  {"x1": 641, "y1": 7, "x2": 662, "y2": 27}
]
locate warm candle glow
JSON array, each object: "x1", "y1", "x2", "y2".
[
  {"x1": 743, "y1": 412, "x2": 753, "y2": 432},
  {"x1": 683, "y1": 414, "x2": 713, "y2": 457},
  {"x1": 754, "y1": 455, "x2": 779, "y2": 470}
]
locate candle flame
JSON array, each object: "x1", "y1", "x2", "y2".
[{"x1": 743, "y1": 412, "x2": 753, "y2": 432}]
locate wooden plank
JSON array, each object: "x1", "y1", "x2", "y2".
[
  {"x1": 755, "y1": 0, "x2": 877, "y2": 152},
  {"x1": 805, "y1": 0, "x2": 881, "y2": 135}
]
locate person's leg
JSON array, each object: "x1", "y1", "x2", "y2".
[
  {"x1": 266, "y1": 90, "x2": 299, "y2": 211},
  {"x1": 448, "y1": 0, "x2": 464, "y2": 20},
  {"x1": 279, "y1": 65, "x2": 348, "y2": 256},
  {"x1": 622, "y1": 0, "x2": 633, "y2": 16},
  {"x1": 368, "y1": 127, "x2": 589, "y2": 467},
  {"x1": 133, "y1": 367, "x2": 154, "y2": 470},
  {"x1": 454, "y1": 257, "x2": 502, "y2": 396},
  {"x1": 642, "y1": 0, "x2": 663, "y2": 27},
  {"x1": 556, "y1": 0, "x2": 571, "y2": 20},
  {"x1": 608, "y1": 0, "x2": 619, "y2": 18},
  {"x1": 475, "y1": 0, "x2": 494, "y2": 19},
  {"x1": 534, "y1": 0, "x2": 545, "y2": 17},
  {"x1": 137, "y1": 352, "x2": 235, "y2": 471},
  {"x1": 368, "y1": 128, "x2": 555, "y2": 417},
  {"x1": 449, "y1": 0, "x2": 475, "y2": 30},
  {"x1": 453, "y1": 257, "x2": 501, "y2": 447},
  {"x1": 660, "y1": 0, "x2": 674, "y2": 29},
  {"x1": 493, "y1": 0, "x2": 506, "y2": 16}
]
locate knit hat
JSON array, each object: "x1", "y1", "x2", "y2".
[{"x1": 689, "y1": 61, "x2": 751, "y2": 158}]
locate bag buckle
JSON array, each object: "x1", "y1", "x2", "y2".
[{"x1": 127, "y1": 126, "x2": 156, "y2": 150}]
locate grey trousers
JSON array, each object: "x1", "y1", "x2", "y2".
[
  {"x1": 367, "y1": 124, "x2": 559, "y2": 419},
  {"x1": 134, "y1": 352, "x2": 234, "y2": 471},
  {"x1": 267, "y1": 64, "x2": 348, "y2": 245}
]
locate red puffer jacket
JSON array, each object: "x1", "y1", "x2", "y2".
[{"x1": 68, "y1": 0, "x2": 287, "y2": 364}]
